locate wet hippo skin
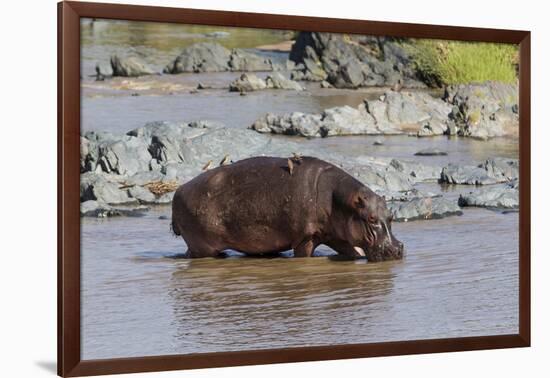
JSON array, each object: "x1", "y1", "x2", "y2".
[{"x1": 171, "y1": 156, "x2": 403, "y2": 261}]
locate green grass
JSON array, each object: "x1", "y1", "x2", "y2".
[{"x1": 405, "y1": 39, "x2": 518, "y2": 86}]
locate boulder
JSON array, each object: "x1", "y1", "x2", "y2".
[
  {"x1": 229, "y1": 73, "x2": 304, "y2": 92},
  {"x1": 444, "y1": 82, "x2": 519, "y2": 138},
  {"x1": 365, "y1": 91, "x2": 452, "y2": 136},
  {"x1": 163, "y1": 43, "x2": 278, "y2": 74},
  {"x1": 80, "y1": 136, "x2": 98, "y2": 172},
  {"x1": 249, "y1": 91, "x2": 452, "y2": 137},
  {"x1": 440, "y1": 164, "x2": 499, "y2": 185},
  {"x1": 289, "y1": 32, "x2": 425, "y2": 88},
  {"x1": 80, "y1": 172, "x2": 137, "y2": 205},
  {"x1": 96, "y1": 135, "x2": 152, "y2": 176},
  {"x1": 228, "y1": 49, "x2": 275, "y2": 71},
  {"x1": 163, "y1": 42, "x2": 231, "y2": 73},
  {"x1": 345, "y1": 164, "x2": 413, "y2": 194},
  {"x1": 389, "y1": 197, "x2": 463, "y2": 222},
  {"x1": 183, "y1": 128, "x2": 276, "y2": 166},
  {"x1": 440, "y1": 158, "x2": 518, "y2": 185},
  {"x1": 389, "y1": 159, "x2": 442, "y2": 182},
  {"x1": 229, "y1": 73, "x2": 268, "y2": 92},
  {"x1": 458, "y1": 183, "x2": 519, "y2": 209},
  {"x1": 414, "y1": 148, "x2": 448, "y2": 156},
  {"x1": 320, "y1": 106, "x2": 378, "y2": 136},
  {"x1": 110, "y1": 55, "x2": 155, "y2": 77},
  {"x1": 265, "y1": 73, "x2": 304, "y2": 90},
  {"x1": 123, "y1": 170, "x2": 165, "y2": 186},
  {"x1": 483, "y1": 157, "x2": 519, "y2": 181},
  {"x1": 127, "y1": 185, "x2": 157, "y2": 204},
  {"x1": 250, "y1": 112, "x2": 324, "y2": 137},
  {"x1": 127, "y1": 121, "x2": 209, "y2": 165}
]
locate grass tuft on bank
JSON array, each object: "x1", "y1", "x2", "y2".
[{"x1": 405, "y1": 39, "x2": 518, "y2": 86}]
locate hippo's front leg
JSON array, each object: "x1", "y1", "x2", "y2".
[{"x1": 293, "y1": 238, "x2": 317, "y2": 257}]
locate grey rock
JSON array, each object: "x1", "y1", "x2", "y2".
[
  {"x1": 80, "y1": 172, "x2": 137, "y2": 205},
  {"x1": 229, "y1": 73, "x2": 304, "y2": 92},
  {"x1": 265, "y1": 72, "x2": 304, "y2": 90},
  {"x1": 440, "y1": 164, "x2": 499, "y2": 185},
  {"x1": 289, "y1": 32, "x2": 425, "y2": 88},
  {"x1": 229, "y1": 73, "x2": 267, "y2": 92},
  {"x1": 389, "y1": 159, "x2": 442, "y2": 182},
  {"x1": 124, "y1": 170, "x2": 166, "y2": 186},
  {"x1": 155, "y1": 191, "x2": 175, "y2": 204},
  {"x1": 96, "y1": 135, "x2": 152, "y2": 176},
  {"x1": 196, "y1": 82, "x2": 211, "y2": 90},
  {"x1": 250, "y1": 112, "x2": 324, "y2": 137},
  {"x1": 164, "y1": 43, "x2": 277, "y2": 74},
  {"x1": 327, "y1": 58, "x2": 366, "y2": 88},
  {"x1": 164, "y1": 43, "x2": 231, "y2": 73},
  {"x1": 484, "y1": 157, "x2": 519, "y2": 181},
  {"x1": 228, "y1": 49, "x2": 275, "y2": 71},
  {"x1": 346, "y1": 164, "x2": 413, "y2": 194},
  {"x1": 188, "y1": 120, "x2": 225, "y2": 129},
  {"x1": 458, "y1": 183, "x2": 519, "y2": 209},
  {"x1": 365, "y1": 91, "x2": 452, "y2": 136},
  {"x1": 128, "y1": 121, "x2": 208, "y2": 164},
  {"x1": 128, "y1": 185, "x2": 157, "y2": 204},
  {"x1": 80, "y1": 136, "x2": 98, "y2": 172},
  {"x1": 444, "y1": 82, "x2": 519, "y2": 139},
  {"x1": 161, "y1": 163, "x2": 200, "y2": 182},
  {"x1": 250, "y1": 91, "x2": 452, "y2": 138},
  {"x1": 320, "y1": 106, "x2": 378, "y2": 136},
  {"x1": 80, "y1": 200, "x2": 148, "y2": 218},
  {"x1": 414, "y1": 148, "x2": 448, "y2": 156},
  {"x1": 389, "y1": 197, "x2": 463, "y2": 222},
  {"x1": 95, "y1": 62, "x2": 113, "y2": 79},
  {"x1": 441, "y1": 159, "x2": 518, "y2": 185},
  {"x1": 149, "y1": 159, "x2": 161, "y2": 171},
  {"x1": 110, "y1": 55, "x2": 155, "y2": 77}
]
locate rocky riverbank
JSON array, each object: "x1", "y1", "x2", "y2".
[
  {"x1": 80, "y1": 121, "x2": 519, "y2": 220},
  {"x1": 289, "y1": 32, "x2": 426, "y2": 89},
  {"x1": 250, "y1": 82, "x2": 518, "y2": 139}
]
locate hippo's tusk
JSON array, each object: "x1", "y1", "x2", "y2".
[
  {"x1": 382, "y1": 221, "x2": 393, "y2": 244},
  {"x1": 354, "y1": 246, "x2": 366, "y2": 256}
]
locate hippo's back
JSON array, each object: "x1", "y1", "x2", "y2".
[{"x1": 171, "y1": 156, "x2": 335, "y2": 252}]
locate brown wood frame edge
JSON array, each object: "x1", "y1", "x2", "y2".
[{"x1": 58, "y1": 1, "x2": 531, "y2": 377}]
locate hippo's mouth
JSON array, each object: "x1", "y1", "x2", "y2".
[{"x1": 359, "y1": 221, "x2": 404, "y2": 261}]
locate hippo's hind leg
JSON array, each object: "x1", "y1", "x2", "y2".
[
  {"x1": 293, "y1": 238, "x2": 317, "y2": 258},
  {"x1": 184, "y1": 243, "x2": 223, "y2": 258}
]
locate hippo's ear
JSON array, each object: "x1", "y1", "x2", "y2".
[{"x1": 335, "y1": 190, "x2": 367, "y2": 214}]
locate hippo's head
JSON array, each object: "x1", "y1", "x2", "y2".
[{"x1": 336, "y1": 186, "x2": 404, "y2": 262}]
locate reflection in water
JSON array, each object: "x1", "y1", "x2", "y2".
[{"x1": 167, "y1": 258, "x2": 396, "y2": 350}]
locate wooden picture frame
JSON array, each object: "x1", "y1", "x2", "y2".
[{"x1": 58, "y1": 1, "x2": 531, "y2": 376}]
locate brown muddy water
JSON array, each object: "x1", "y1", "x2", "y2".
[{"x1": 80, "y1": 20, "x2": 519, "y2": 360}]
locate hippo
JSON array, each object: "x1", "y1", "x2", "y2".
[{"x1": 171, "y1": 156, "x2": 404, "y2": 261}]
